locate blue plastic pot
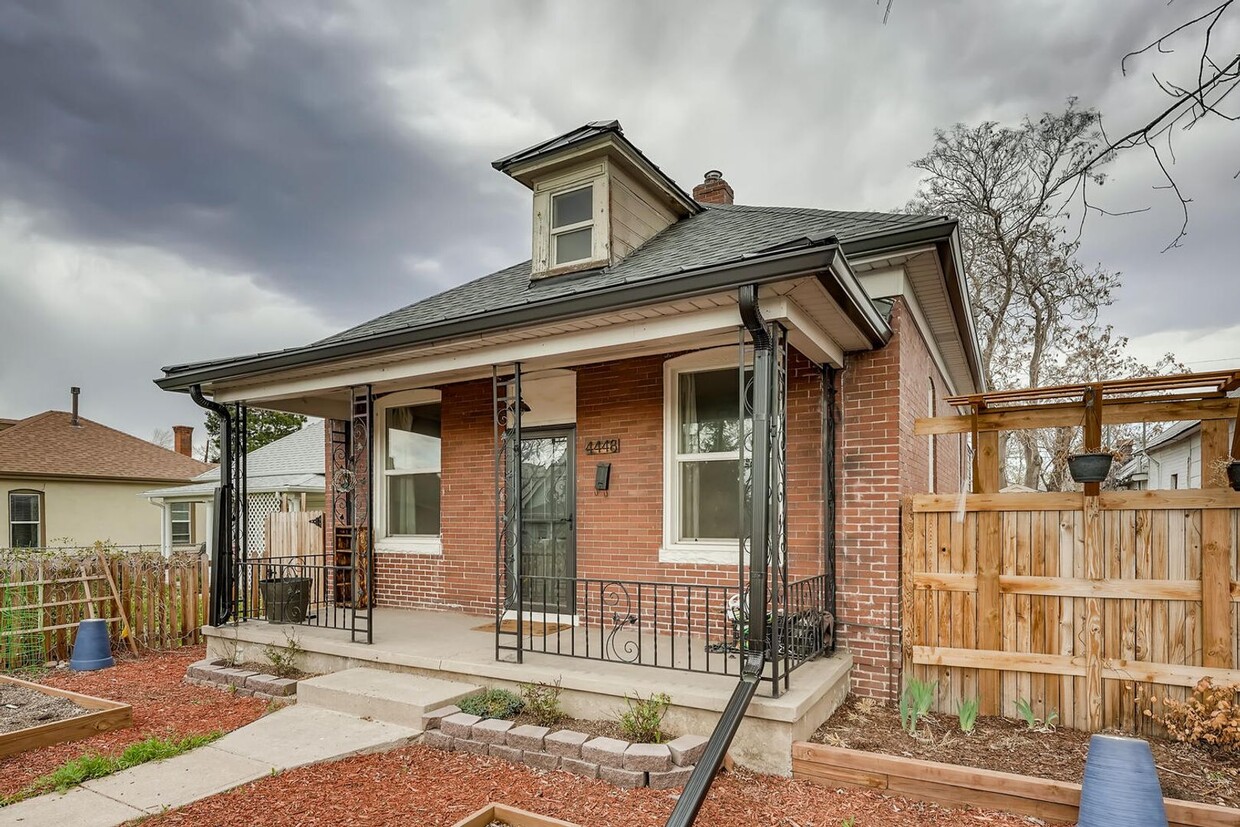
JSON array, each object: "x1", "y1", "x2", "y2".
[
  {"x1": 1078, "y1": 734, "x2": 1167, "y2": 826},
  {"x1": 69, "y1": 618, "x2": 115, "y2": 671}
]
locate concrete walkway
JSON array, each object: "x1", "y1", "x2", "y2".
[{"x1": 0, "y1": 705, "x2": 419, "y2": 827}]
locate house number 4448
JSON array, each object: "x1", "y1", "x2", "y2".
[{"x1": 585, "y1": 438, "x2": 620, "y2": 455}]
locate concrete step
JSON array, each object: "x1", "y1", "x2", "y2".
[{"x1": 296, "y1": 667, "x2": 480, "y2": 729}]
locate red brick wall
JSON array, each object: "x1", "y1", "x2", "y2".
[
  {"x1": 833, "y1": 299, "x2": 964, "y2": 700},
  {"x1": 370, "y1": 347, "x2": 826, "y2": 617}
]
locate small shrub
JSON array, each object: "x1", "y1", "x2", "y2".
[
  {"x1": 618, "y1": 691, "x2": 671, "y2": 743},
  {"x1": 957, "y1": 697, "x2": 979, "y2": 735},
  {"x1": 1144, "y1": 678, "x2": 1240, "y2": 753},
  {"x1": 263, "y1": 630, "x2": 304, "y2": 679},
  {"x1": 898, "y1": 678, "x2": 935, "y2": 735},
  {"x1": 520, "y1": 678, "x2": 564, "y2": 727},
  {"x1": 459, "y1": 687, "x2": 524, "y2": 720}
]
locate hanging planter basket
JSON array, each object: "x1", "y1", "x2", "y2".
[
  {"x1": 1068, "y1": 452, "x2": 1113, "y2": 484},
  {"x1": 1228, "y1": 461, "x2": 1240, "y2": 492}
]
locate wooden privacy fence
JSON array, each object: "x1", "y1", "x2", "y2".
[
  {"x1": 904, "y1": 490, "x2": 1240, "y2": 732},
  {"x1": 1, "y1": 548, "x2": 209, "y2": 667},
  {"x1": 265, "y1": 510, "x2": 324, "y2": 560}
]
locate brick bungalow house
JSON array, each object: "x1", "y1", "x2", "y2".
[{"x1": 157, "y1": 121, "x2": 982, "y2": 707}]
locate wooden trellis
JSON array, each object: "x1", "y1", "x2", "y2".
[{"x1": 907, "y1": 371, "x2": 1240, "y2": 731}]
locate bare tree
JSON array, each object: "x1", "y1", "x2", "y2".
[
  {"x1": 151, "y1": 428, "x2": 173, "y2": 450},
  {"x1": 1070, "y1": 0, "x2": 1239, "y2": 250}
]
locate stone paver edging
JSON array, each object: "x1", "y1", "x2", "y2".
[
  {"x1": 421, "y1": 705, "x2": 708, "y2": 791},
  {"x1": 185, "y1": 658, "x2": 297, "y2": 705}
]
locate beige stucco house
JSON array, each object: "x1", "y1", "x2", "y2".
[{"x1": 0, "y1": 397, "x2": 212, "y2": 550}]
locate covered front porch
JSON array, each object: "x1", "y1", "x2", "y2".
[{"x1": 203, "y1": 605, "x2": 851, "y2": 775}]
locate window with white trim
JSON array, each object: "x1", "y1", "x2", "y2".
[
  {"x1": 664, "y1": 353, "x2": 753, "y2": 555},
  {"x1": 384, "y1": 403, "x2": 442, "y2": 537},
  {"x1": 8, "y1": 491, "x2": 41, "y2": 548},
  {"x1": 170, "y1": 502, "x2": 192, "y2": 545},
  {"x1": 550, "y1": 184, "x2": 594, "y2": 266}
]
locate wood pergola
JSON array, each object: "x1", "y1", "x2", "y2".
[{"x1": 907, "y1": 370, "x2": 1240, "y2": 730}]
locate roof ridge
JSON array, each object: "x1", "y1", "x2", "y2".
[
  {"x1": 0, "y1": 410, "x2": 59, "y2": 442},
  {"x1": 707, "y1": 202, "x2": 937, "y2": 220}
]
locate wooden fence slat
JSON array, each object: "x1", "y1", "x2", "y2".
[{"x1": 906, "y1": 489, "x2": 1238, "y2": 732}]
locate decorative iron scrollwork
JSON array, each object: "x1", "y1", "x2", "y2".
[{"x1": 601, "y1": 581, "x2": 640, "y2": 663}]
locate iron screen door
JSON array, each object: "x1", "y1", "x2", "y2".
[{"x1": 517, "y1": 429, "x2": 576, "y2": 616}]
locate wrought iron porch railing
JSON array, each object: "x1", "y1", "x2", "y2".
[
  {"x1": 230, "y1": 554, "x2": 360, "y2": 631},
  {"x1": 504, "y1": 573, "x2": 832, "y2": 691}
]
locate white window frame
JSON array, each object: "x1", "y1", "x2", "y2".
[
  {"x1": 550, "y1": 184, "x2": 596, "y2": 267},
  {"x1": 169, "y1": 501, "x2": 193, "y2": 546},
  {"x1": 375, "y1": 388, "x2": 443, "y2": 555},
  {"x1": 532, "y1": 164, "x2": 609, "y2": 275},
  {"x1": 8, "y1": 490, "x2": 42, "y2": 549},
  {"x1": 660, "y1": 348, "x2": 752, "y2": 564}
]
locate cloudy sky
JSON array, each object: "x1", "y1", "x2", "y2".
[{"x1": 1, "y1": 0, "x2": 1236, "y2": 446}]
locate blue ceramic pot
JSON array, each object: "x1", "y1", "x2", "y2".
[
  {"x1": 69, "y1": 618, "x2": 115, "y2": 671},
  {"x1": 1078, "y1": 734, "x2": 1167, "y2": 826}
]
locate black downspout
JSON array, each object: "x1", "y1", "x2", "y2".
[
  {"x1": 189, "y1": 385, "x2": 233, "y2": 625},
  {"x1": 824, "y1": 365, "x2": 838, "y2": 650},
  {"x1": 665, "y1": 285, "x2": 774, "y2": 827}
]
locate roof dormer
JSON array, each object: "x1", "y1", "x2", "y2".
[{"x1": 493, "y1": 121, "x2": 701, "y2": 279}]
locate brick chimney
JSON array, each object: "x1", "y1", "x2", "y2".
[
  {"x1": 692, "y1": 170, "x2": 734, "y2": 205},
  {"x1": 172, "y1": 425, "x2": 193, "y2": 457}
]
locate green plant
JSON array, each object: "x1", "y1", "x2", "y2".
[
  {"x1": 459, "y1": 687, "x2": 524, "y2": 720},
  {"x1": 957, "y1": 697, "x2": 979, "y2": 734},
  {"x1": 1014, "y1": 697, "x2": 1058, "y2": 732},
  {"x1": 1143, "y1": 678, "x2": 1240, "y2": 752},
  {"x1": 262, "y1": 630, "x2": 304, "y2": 679},
  {"x1": 618, "y1": 691, "x2": 671, "y2": 744},
  {"x1": 841, "y1": 818, "x2": 856, "y2": 827},
  {"x1": 2, "y1": 732, "x2": 221, "y2": 805},
  {"x1": 519, "y1": 678, "x2": 564, "y2": 728},
  {"x1": 898, "y1": 678, "x2": 936, "y2": 735}
]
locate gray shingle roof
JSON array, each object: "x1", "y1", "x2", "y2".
[
  {"x1": 143, "y1": 421, "x2": 324, "y2": 501},
  {"x1": 318, "y1": 203, "x2": 939, "y2": 347}
]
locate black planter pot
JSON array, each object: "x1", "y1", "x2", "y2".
[
  {"x1": 1228, "y1": 461, "x2": 1240, "y2": 492},
  {"x1": 259, "y1": 576, "x2": 311, "y2": 624},
  {"x1": 1068, "y1": 452, "x2": 1114, "y2": 484}
]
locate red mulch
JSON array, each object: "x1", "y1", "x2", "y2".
[
  {"x1": 0, "y1": 646, "x2": 266, "y2": 798},
  {"x1": 137, "y1": 744, "x2": 1034, "y2": 827}
]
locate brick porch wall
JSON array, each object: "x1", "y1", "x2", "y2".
[
  {"x1": 833, "y1": 299, "x2": 964, "y2": 701},
  {"x1": 367, "y1": 347, "x2": 826, "y2": 615}
]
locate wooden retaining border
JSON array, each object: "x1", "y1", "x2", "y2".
[
  {"x1": 451, "y1": 803, "x2": 580, "y2": 827},
  {"x1": 792, "y1": 742, "x2": 1238, "y2": 827},
  {"x1": 0, "y1": 674, "x2": 132, "y2": 758}
]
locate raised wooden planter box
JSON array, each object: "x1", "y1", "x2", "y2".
[
  {"x1": 792, "y1": 742, "x2": 1237, "y2": 827},
  {"x1": 451, "y1": 802, "x2": 581, "y2": 827},
  {"x1": 0, "y1": 674, "x2": 133, "y2": 759}
]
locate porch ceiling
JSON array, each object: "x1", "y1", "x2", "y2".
[{"x1": 207, "y1": 279, "x2": 866, "y2": 417}]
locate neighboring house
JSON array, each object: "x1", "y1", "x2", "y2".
[
  {"x1": 157, "y1": 121, "x2": 984, "y2": 702},
  {"x1": 143, "y1": 420, "x2": 326, "y2": 556},
  {"x1": 0, "y1": 390, "x2": 212, "y2": 549},
  {"x1": 1118, "y1": 399, "x2": 1238, "y2": 490}
]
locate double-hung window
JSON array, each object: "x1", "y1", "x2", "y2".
[
  {"x1": 384, "y1": 403, "x2": 442, "y2": 539},
  {"x1": 664, "y1": 355, "x2": 752, "y2": 558},
  {"x1": 8, "y1": 491, "x2": 41, "y2": 548},
  {"x1": 550, "y1": 184, "x2": 594, "y2": 267},
  {"x1": 169, "y1": 502, "x2": 192, "y2": 546}
]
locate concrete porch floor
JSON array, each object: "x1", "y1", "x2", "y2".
[{"x1": 204, "y1": 607, "x2": 851, "y2": 775}]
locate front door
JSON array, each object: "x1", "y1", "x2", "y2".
[{"x1": 518, "y1": 429, "x2": 576, "y2": 616}]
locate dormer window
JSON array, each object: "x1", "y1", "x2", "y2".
[{"x1": 551, "y1": 185, "x2": 594, "y2": 266}]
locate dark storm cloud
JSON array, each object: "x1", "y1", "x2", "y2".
[
  {"x1": 0, "y1": 1, "x2": 527, "y2": 317},
  {"x1": 0, "y1": 0, "x2": 1235, "y2": 442}
]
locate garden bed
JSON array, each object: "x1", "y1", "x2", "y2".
[
  {"x1": 802, "y1": 695, "x2": 1238, "y2": 820},
  {"x1": 0, "y1": 647, "x2": 266, "y2": 801},
  {"x1": 0, "y1": 674, "x2": 131, "y2": 759}
]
